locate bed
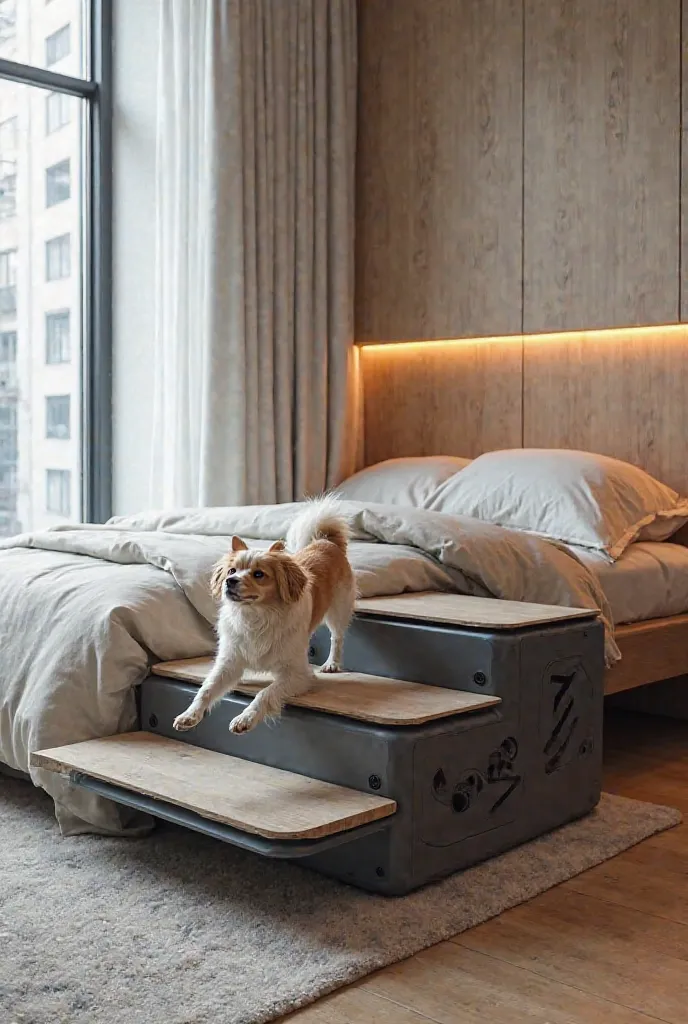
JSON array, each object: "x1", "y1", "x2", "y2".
[{"x1": 3, "y1": 382, "x2": 688, "y2": 835}]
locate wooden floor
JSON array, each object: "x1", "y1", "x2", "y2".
[{"x1": 282, "y1": 709, "x2": 688, "y2": 1024}]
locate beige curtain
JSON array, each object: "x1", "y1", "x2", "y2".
[{"x1": 151, "y1": 0, "x2": 359, "y2": 508}]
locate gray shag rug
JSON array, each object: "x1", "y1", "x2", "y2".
[{"x1": 0, "y1": 778, "x2": 680, "y2": 1024}]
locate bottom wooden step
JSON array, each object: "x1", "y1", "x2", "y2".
[{"x1": 31, "y1": 732, "x2": 396, "y2": 841}]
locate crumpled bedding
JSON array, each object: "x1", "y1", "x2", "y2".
[{"x1": 0, "y1": 501, "x2": 618, "y2": 834}]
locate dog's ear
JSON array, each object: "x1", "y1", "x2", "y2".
[
  {"x1": 209, "y1": 557, "x2": 229, "y2": 600},
  {"x1": 274, "y1": 559, "x2": 307, "y2": 604},
  {"x1": 231, "y1": 536, "x2": 248, "y2": 552},
  {"x1": 269, "y1": 540, "x2": 285, "y2": 552}
]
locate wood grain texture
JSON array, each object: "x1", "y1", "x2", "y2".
[
  {"x1": 356, "y1": 0, "x2": 523, "y2": 342},
  {"x1": 522, "y1": 326, "x2": 688, "y2": 492},
  {"x1": 605, "y1": 614, "x2": 688, "y2": 694},
  {"x1": 151, "y1": 661, "x2": 501, "y2": 725},
  {"x1": 524, "y1": 0, "x2": 681, "y2": 332},
  {"x1": 282, "y1": 712, "x2": 688, "y2": 1024},
  {"x1": 356, "y1": 592, "x2": 596, "y2": 629},
  {"x1": 30, "y1": 733, "x2": 396, "y2": 840},
  {"x1": 360, "y1": 339, "x2": 523, "y2": 464},
  {"x1": 679, "y1": 0, "x2": 683, "y2": 319}
]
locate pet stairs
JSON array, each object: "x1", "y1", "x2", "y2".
[{"x1": 32, "y1": 593, "x2": 604, "y2": 896}]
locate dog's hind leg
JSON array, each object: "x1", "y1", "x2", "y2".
[
  {"x1": 229, "y1": 659, "x2": 316, "y2": 734},
  {"x1": 321, "y1": 581, "x2": 356, "y2": 674}
]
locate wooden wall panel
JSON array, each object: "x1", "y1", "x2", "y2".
[
  {"x1": 524, "y1": 0, "x2": 681, "y2": 334},
  {"x1": 679, "y1": 0, "x2": 683, "y2": 319},
  {"x1": 523, "y1": 327, "x2": 688, "y2": 493},
  {"x1": 356, "y1": 0, "x2": 523, "y2": 343},
  {"x1": 361, "y1": 340, "x2": 523, "y2": 466}
]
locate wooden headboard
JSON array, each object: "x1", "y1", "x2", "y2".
[{"x1": 359, "y1": 325, "x2": 688, "y2": 494}]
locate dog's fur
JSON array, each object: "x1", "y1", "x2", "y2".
[{"x1": 172, "y1": 499, "x2": 356, "y2": 735}]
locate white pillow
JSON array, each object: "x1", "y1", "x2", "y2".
[
  {"x1": 336, "y1": 456, "x2": 471, "y2": 508},
  {"x1": 426, "y1": 448, "x2": 688, "y2": 560}
]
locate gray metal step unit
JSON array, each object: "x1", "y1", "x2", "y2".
[{"x1": 136, "y1": 612, "x2": 605, "y2": 895}]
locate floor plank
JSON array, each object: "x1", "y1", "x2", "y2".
[{"x1": 281, "y1": 709, "x2": 688, "y2": 1023}]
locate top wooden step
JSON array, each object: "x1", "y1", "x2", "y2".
[
  {"x1": 355, "y1": 592, "x2": 598, "y2": 630},
  {"x1": 31, "y1": 732, "x2": 397, "y2": 841},
  {"x1": 152, "y1": 661, "x2": 500, "y2": 726}
]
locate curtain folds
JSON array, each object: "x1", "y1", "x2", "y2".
[{"x1": 151, "y1": 0, "x2": 358, "y2": 508}]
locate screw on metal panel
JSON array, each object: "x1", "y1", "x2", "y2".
[
  {"x1": 368, "y1": 774, "x2": 382, "y2": 790},
  {"x1": 148, "y1": 714, "x2": 158, "y2": 729},
  {"x1": 375, "y1": 866, "x2": 385, "y2": 877},
  {"x1": 473, "y1": 671, "x2": 487, "y2": 686}
]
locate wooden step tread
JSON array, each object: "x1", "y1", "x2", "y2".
[
  {"x1": 356, "y1": 592, "x2": 597, "y2": 630},
  {"x1": 152, "y1": 660, "x2": 501, "y2": 725},
  {"x1": 31, "y1": 732, "x2": 396, "y2": 841}
]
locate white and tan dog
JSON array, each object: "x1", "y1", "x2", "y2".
[{"x1": 173, "y1": 499, "x2": 356, "y2": 735}]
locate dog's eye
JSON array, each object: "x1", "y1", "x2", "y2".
[
  {"x1": 253, "y1": 570, "x2": 265, "y2": 579},
  {"x1": 228, "y1": 568, "x2": 236, "y2": 575}
]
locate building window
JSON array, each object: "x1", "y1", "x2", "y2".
[
  {"x1": 46, "y1": 395, "x2": 70, "y2": 439},
  {"x1": 45, "y1": 310, "x2": 70, "y2": 364},
  {"x1": 45, "y1": 159, "x2": 70, "y2": 206},
  {"x1": 45, "y1": 24, "x2": 70, "y2": 66},
  {"x1": 0, "y1": 330, "x2": 16, "y2": 390},
  {"x1": 46, "y1": 469, "x2": 71, "y2": 516},
  {"x1": 46, "y1": 91, "x2": 71, "y2": 134},
  {"x1": 45, "y1": 234, "x2": 70, "y2": 281},
  {"x1": 0, "y1": 115, "x2": 16, "y2": 153},
  {"x1": 0, "y1": 169, "x2": 15, "y2": 218},
  {"x1": 0, "y1": 247, "x2": 16, "y2": 315}
]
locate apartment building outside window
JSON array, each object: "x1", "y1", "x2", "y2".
[{"x1": 0, "y1": 1, "x2": 111, "y2": 536}]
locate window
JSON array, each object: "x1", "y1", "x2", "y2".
[
  {"x1": 0, "y1": 115, "x2": 16, "y2": 153},
  {"x1": 0, "y1": 330, "x2": 16, "y2": 391},
  {"x1": 46, "y1": 91, "x2": 71, "y2": 133},
  {"x1": 46, "y1": 395, "x2": 70, "y2": 439},
  {"x1": 0, "y1": 170, "x2": 15, "y2": 218},
  {"x1": 0, "y1": 247, "x2": 16, "y2": 315},
  {"x1": 45, "y1": 24, "x2": 70, "y2": 66},
  {"x1": 45, "y1": 159, "x2": 70, "y2": 206},
  {"x1": 0, "y1": 1, "x2": 15, "y2": 49},
  {"x1": 0, "y1": 330, "x2": 16, "y2": 364},
  {"x1": 45, "y1": 234, "x2": 70, "y2": 281},
  {"x1": 46, "y1": 311, "x2": 70, "y2": 364},
  {"x1": 46, "y1": 469, "x2": 71, "y2": 516},
  {"x1": 0, "y1": 2, "x2": 106, "y2": 536}
]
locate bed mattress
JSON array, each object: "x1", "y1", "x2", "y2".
[{"x1": 575, "y1": 541, "x2": 688, "y2": 625}]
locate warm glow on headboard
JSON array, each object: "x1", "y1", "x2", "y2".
[
  {"x1": 358, "y1": 322, "x2": 688, "y2": 352},
  {"x1": 359, "y1": 322, "x2": 688, "y2": 493}
]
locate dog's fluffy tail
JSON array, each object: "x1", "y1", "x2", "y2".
[{"x1": 286, "y1": 497, "x2": 350, "y2": 553}]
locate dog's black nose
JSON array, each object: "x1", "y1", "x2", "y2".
[{"x1": 225, "y1": 576, "x2": 238, "y2": 592}]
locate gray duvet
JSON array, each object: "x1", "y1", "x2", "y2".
[{"x1": 0, "y1": 501, "x2": 618, "y2": 834}]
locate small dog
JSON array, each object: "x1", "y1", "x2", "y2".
[{"x1": 172, "y1": 499, "x2": 356, "y2": 735}]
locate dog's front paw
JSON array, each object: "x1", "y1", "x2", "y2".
[
  {"x1": 229, "y1": 710, "x2": 257, "y2": 734},
  {"x1": 173, "y1": 709, "x2": 203, "y2": 731},
  {"x1": 320, "y1": 660, "x2": 341, "y2": 674}
]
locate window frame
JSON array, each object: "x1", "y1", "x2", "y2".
[{"x1": 0, "y1": 3, "x2": 112, "y2": 522}]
